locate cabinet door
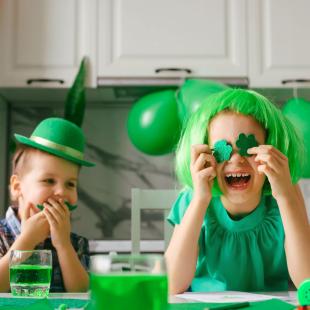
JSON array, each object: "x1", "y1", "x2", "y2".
[
  {"x1": 0, "y1": 0, "x2": 97, "y2": 87},
  {"x1": 98, "y1": 0, "x2": 247, "y2": 78},
  {"x1": 248, "y1": 0, "x2": 310, "y2": 87}
]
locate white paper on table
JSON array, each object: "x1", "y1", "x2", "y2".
[{"x1": 176, "y1": 291, "x2": 287, "y2": 303}]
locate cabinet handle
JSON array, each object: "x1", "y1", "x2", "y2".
[
  {"x1": 26, "y1": 78, "x2": 65, "y2": 85},
  {"x1": 155, "y1": 67, "x2": 192, "y2": 74},
  {"x1": 282, "y1": 79, "x2": 310, "y2": 85}
]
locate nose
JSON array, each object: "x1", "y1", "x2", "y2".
[
  {"x1": 228, "y1": 150, "x2": 245, "y2": 164},
  {"x1": 54, "y1": 184, "x2": 66, "y2": 198}
]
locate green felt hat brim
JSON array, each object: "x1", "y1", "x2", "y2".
[{"x1": 15, "y1": 134, "x2": 95, "y2": 167}]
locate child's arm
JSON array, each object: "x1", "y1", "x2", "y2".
[
  {"x1": 165, "y1": 144, "x2": 216, "y2": 294},
  {"x1": 278, "y1": 184, "x2": 310, "y2": 288},
  {"x1": 249, "y1": 145, "x2": 310, "y2": 288},
  {"x1": 0, "y1": 206, "x2": 49, "y2": 292},
  {"x1": 43, "y1": 198, "x2": 89, "y2": 292},
  {"x1": 54, "y1": 242, "x2": 89, "y2": 292}
]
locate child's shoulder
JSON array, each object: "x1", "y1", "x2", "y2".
[
  {"x1": 70, "y1": 232, "x2": 89, "y2": 250},
  {"x1": 70, "y1": 232, "x2": 88, "y2": 242}
]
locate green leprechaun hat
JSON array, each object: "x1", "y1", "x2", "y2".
[{"x1": 14, "y1": 117, "x2": 95, "y2": 167}]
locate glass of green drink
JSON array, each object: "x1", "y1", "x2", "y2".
[
  {"x1": 9, "y1": 250, "x2": 52, "y2": 297},
  {"x1": 90, "y1": 254, "x2": 168, "y2": 310}
]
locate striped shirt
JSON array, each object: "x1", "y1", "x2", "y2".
[{"x1": 0, "y1": 207, "x2": 90, "y2": 292}]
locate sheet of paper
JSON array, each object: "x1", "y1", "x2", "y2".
[{"x1": 176, "y1": 291, "x2": 287, "y2": 303}]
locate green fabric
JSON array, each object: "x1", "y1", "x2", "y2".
[
  {"x1": 0, "y1": 297, "x2": 88, "y2": 310},
  {"x1": 169, "y1": 299, "x2": 294, "y2": 310},
  {"x1": 167, "y1": 190, "x2": 289, "y2": 292},
  {"x1": 0, "y1": 298, "x2": 294, "y2": 310},
  {"x1": 14, "y1": 117, "x2": 95, "y2": 167}
]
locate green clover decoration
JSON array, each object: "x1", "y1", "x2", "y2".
[
  {"x1": 212, "y1": 133, "x2": 259, "y2": 163},
  {"x1": 213, "y1": 140, "x2": 233, "y2": 163},
  {"x1": 37, "y1": 201, "x2": 77, "y2": 211},
  {"x1": 235, "y1": 133, "x2": 259, "y2": 157}
]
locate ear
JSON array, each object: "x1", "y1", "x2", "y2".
[{"x1": 10, "y1": 174, "x2": 22, "y2": 202}]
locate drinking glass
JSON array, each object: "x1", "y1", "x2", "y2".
[
  {"x1": 9, "y1": 250, "x2": 52, "y2": 297},
  {"x1": 90, "y1": 254, "x2": 168, "y2": 310}
]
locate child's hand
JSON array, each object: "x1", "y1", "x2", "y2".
[
  {"x1": 43, "y1": 198, "x2": 71, "y2": 250},
  {"x1": 20, "y1": 203, "x2": 50, "y2": 247},
  {"x1": 190, "y1": 144, "x2": 217, "y2": 202},
  {"x1": 248, "y1": 145, "x2": 294, "y2": 200}
]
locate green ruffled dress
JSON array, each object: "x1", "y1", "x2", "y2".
[{"x1": 167, "y1": 190, "x2": 289, "y2": 292}]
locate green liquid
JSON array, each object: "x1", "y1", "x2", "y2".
[
  {"x1": 90, "y1": 273, "x2": 168, "y2": 310},
  {"x1": 10, "y1": 264, "x2": 52, "y2": 297}
]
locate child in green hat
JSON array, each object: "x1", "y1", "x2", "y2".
[
  {"x1": 165, "y1": 89, "x2": 310, "y2": 293},
  {"x1": 0, "y1": 117, "x2": 95, "y2": 292}
]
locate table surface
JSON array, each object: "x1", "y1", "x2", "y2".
[{"x1": 0, "y1": 291, "x2": 298, "y2": 304}]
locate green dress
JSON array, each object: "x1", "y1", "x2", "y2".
[{"x1": 167, "y1": 190, "x2": 289, "y2": 292}]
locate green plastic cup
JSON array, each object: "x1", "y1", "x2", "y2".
[{"x1": 90, "y1": 254, "x2": 168, "y2": 310}]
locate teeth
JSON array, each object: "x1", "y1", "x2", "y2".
[{"x1": 226, "y1": 173, "x2": 250, "y2": 177}]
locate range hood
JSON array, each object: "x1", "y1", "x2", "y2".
[
  {"x1": 1, "y1": 77, "x2": 308, "y2": 107},
  {"x1": 97, "y1": 77, "x2": 249, "y2": 87}
]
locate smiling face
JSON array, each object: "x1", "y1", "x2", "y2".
[
  {"x1": 209, "y1": 111, "x2": 266, "y2": 213},
  {"x1": 10, "y1": 149, "x2": 79, "y2": 219}
]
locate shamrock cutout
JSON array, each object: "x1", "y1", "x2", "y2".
[
  {"x1": 213, "y1": 139, "x2": 233, "y2": 163},
  {"x1": 37, "y1": 201, "x2": 77, "y2": 211},
  {"x1": 236, "y1": 133, "x2": 258, "y2": 157}
]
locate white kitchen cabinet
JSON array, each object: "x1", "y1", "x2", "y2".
[
  {"x1": 0, "y1": 0, "x2": 97, "y2": 87},
  {"x1": 97, "y1": 0, "x2": 247, "y2": 80},
  {"x1": 248, "y1": 0, "x2": 310, "y2": 87}
]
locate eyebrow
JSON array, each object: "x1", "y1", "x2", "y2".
[{"x1": 39, "y1": 173, "x2": 78, "y2": 181}]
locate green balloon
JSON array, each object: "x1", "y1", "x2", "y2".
[
  {"x1": 177, "y1": 79, "x2": 229, "y2": 123},
  {"x1": 127, "y1": 90, "x2": 181, "y2": 155},
  {"x1": 282, "y1": 98, "x2": 310, "y2": 178}
]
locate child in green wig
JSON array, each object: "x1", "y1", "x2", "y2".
[
  {"x1": 0, "y1": 117, "x2": 95, "y2": 293},
  {"x1": 165, "y1": 88, "x2": 310, "y2": 293}
]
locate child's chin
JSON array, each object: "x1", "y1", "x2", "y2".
[{"x1": 224, "y1": 185, "x2": 252, "y2": 200}]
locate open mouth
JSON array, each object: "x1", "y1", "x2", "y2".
[{"x1": 225, "y1": 173, "x2": 251, "y2": 189}]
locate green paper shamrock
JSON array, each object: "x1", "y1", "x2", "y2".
[
  {"x1": 213, "y1": 139, "x2": 233, "y2": 163},
  {"x1": 37, "y1": 201, "x2": 77, "y2": 211},
  {"x1": 236, "y1": 133, "x2": 258, "y2": 157}
]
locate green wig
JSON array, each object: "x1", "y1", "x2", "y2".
[{"x1": 175, "y1": 88, "x2": 305, "y2": 195}]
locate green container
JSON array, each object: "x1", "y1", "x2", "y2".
[
  {"x1": 90, "y1": 254, "x2": 168, "y2": 310},
  {"x1": 298, "y1": 278, "x2": 310, "y2": 306},
  {"x1": 90, "y1": 273, "x2": 168, "y2": 310},
  {"x1": 10, "y1": 264, "x2": 52, "y2": 297}
]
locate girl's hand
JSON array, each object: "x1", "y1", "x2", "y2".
[
  {"x1": 43, "y1": 198, "x2": 71, "y2": 250},
  {"x1": 190, "y1": 144, "x2": 217, "y2": 203},
  {"x1": 248, "y1": 145, "x2": 294, "y2": 201},
  {"x1": 20, "y1": 203, "x2": 50, "y2": 247}
]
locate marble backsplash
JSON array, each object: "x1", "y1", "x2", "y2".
[
  {"x1": 10, "y1": 105, "x2": 177, "y2": 240},
  {"x1": 9, "y1": 105, "x2": 310, "y2": 241}
]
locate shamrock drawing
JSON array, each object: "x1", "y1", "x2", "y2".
[
  {"x1": 236, "y1": 133, "x2": 258, "y2": 157},
  {"x1": 213, "y1": 139, "x2": 233, "y2": 163}
]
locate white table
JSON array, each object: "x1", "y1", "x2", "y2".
[{"x1": 0, "y1": 291, "x2": 298, "y2": 304}]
